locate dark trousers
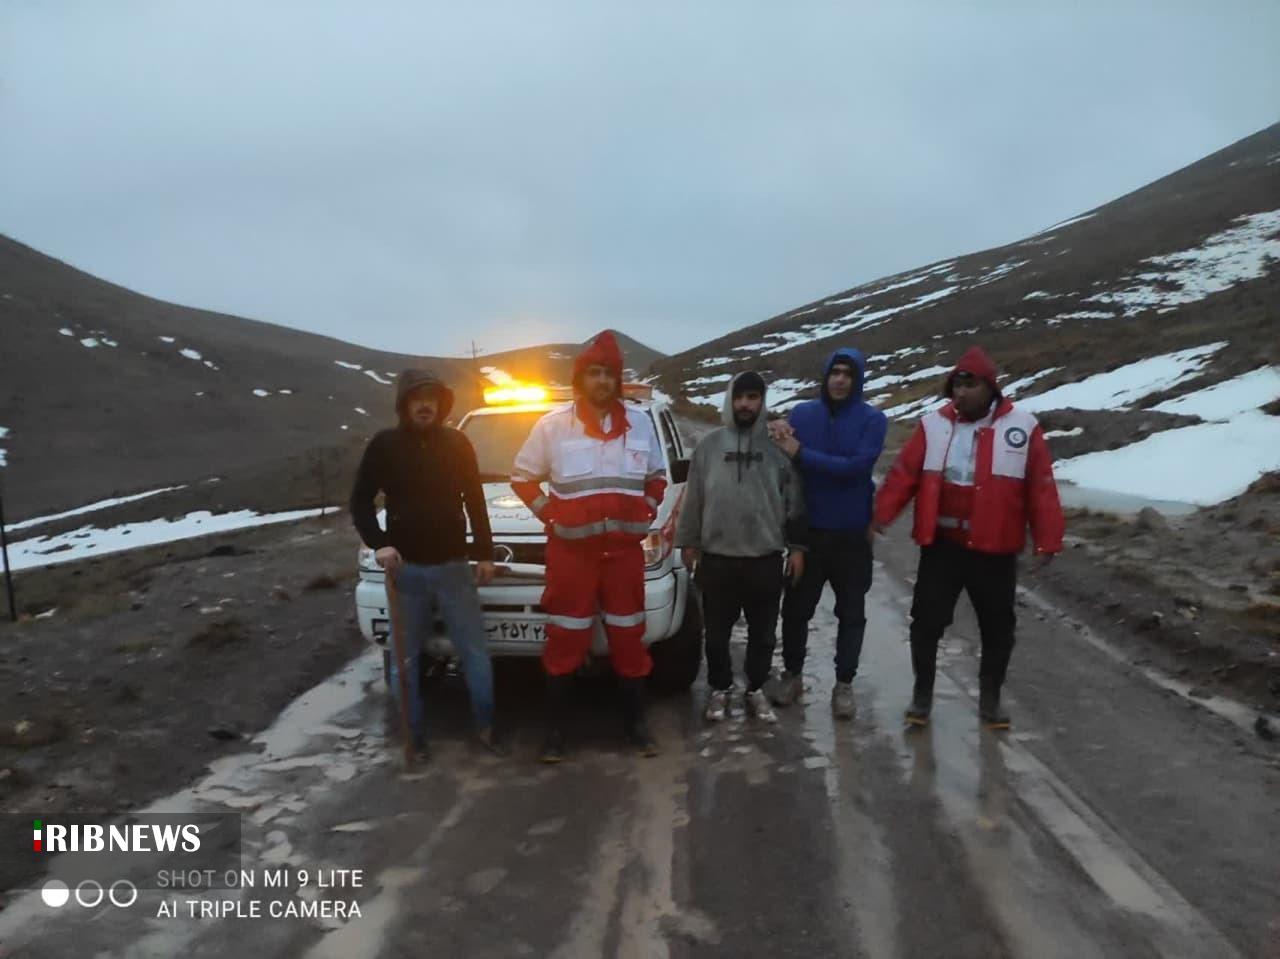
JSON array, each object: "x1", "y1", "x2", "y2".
[
  {"x1": 699, "y1": 553, "x2": 785, "y2": 692},
  {"x1": 781, "y1": 530, "x2": 873, "y2": 683},
  {"x1": 909, "y1": 540, "x2": 1017, "y2": 696}
]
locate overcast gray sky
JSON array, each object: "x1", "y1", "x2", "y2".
[{"x1": 2, "y1": 2, "x2": 1277, "y2": 358}]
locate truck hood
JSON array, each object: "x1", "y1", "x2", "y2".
[{"x1": 472, "y1": 482, "x2": 546, "y2": 537}]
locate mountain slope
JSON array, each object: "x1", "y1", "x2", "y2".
[
  {"x1": 0, "y1": 239, "x2": 661, "y2": 518},
  {"x1": 652, "y1": 123, "x2": 1280, "y2": 455}
]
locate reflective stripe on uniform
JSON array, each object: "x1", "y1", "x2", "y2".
[
  {"x1": 554, "y1": 518, "x2": 652, "y2": 540},
  {"x1": 547, "y1": 613, "x2": 595, "y2": 630},
  {"x1": 603, "y1": 610, "x2": 646, "y2": 628},
  {"x1": 551, "y1": 475, "x2": 647, "y2": 496},
  {"x1": 531, "y1": 495, "x2": 549, "y2": 515},
  {"x1": 644, "y1": 496, "x2": 658, "y2": 510},
  {"x1": 936, "y1": 516, "x2": 970, "y2": 529}
]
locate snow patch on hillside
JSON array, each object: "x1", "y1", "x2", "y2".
[
  {"x1": 1085, "y1": 210, "x2": 1280, "y2": 316},
  {"x1": 1017, "y1": 343, "x2": 1226, "y2": 413}
]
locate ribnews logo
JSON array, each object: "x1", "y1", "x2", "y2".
[
  {"x1": 31, "y1": 819, "x2": 203, "y2": 854},
  {"x1": 5, "y1": 813, "x2": 242, "y2": 908}
]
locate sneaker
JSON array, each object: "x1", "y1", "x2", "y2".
[
  {"x1": 539, "y1": 728, "x2": 566, "y2": 764},
  {"x1": 744, "y1": 688, "x2": 778, "y2": 723},
  {"x1": 904, "y1": 692, "x2": 932, "y2": 727},
  {"x1": 625, "y1": 719, "x2": 660, "y2": 757},
  {"x1": 703, "y1": 688, "x2": 731, "y2": 723},
  {"x1": 476, "y1": 726, "x2": 510, "y2": 757},
  {"x1": 831, "y1": 682, "x2": 856, "y2": 720},
  {"x1": 765, "y1": 671, "x2": 803, "y2": 707},
  {"x1": 979, "y1": 685, "x2": 1011, "y2": 730}
]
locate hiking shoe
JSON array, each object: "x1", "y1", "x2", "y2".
[
  {"x1": 703, "y1": 687, "x2": 731, "y2": 723},
  {"x1": 904, "y1": 693, "x2": 932, "y2": 727},
  {"x1": 625, "y1": 719, "x2": 660, "y2": 757},
  {"x1": 539, "y1": 728, "x2": 566, "y2": 764},
  {"x1": 979, "y1": 682, "x2": 1011, "y2": 730},
  {"x1": 765, "y1": 671, "x2": 803, "y2": 707},
  {"x1": 476, "y1": 726, "x2": 510, "y2": 757},
  {"x1": 745, "y1": 688, "x2": 778, "y2": 724},
  {"x1": 831, "y1": 682, "x2": 856, "y2": 720}
]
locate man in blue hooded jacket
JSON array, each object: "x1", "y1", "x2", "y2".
[{"x1": 768, "y1": 348, "x2": 887, "y2": 718}]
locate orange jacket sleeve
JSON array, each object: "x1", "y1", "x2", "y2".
[{"x1": 874, "y1": 422, "x2": 926, "y2": 527}]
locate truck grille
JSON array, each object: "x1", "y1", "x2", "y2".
[{"x1": 493, "y1": 541, "x2": 545, "y2": 566}]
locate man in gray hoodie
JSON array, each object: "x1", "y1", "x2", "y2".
[{"x1": 675, "y1": 372, "x2": 809, "y2": 724}]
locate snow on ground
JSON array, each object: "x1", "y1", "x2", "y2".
[
  {"x1": 1051, "y1": 311, "x2": 1114, "y2": 321},
  {"x1": 159, "y1": 336, "x2": 176, "y2": 343},
  {"x1": 180, "y1": 348, "x2": 202, "y2": 361},
  {"x1": 1045, "y1": 427, "x2": 1084, "y2": 439},
  {"x1": 363, "y1": 370, "x2": 392, "y2": 386},
  {"x1": 1085, "y1": 209, "x2": 1280, "y2": 316},
  {"x1": 697, "y1": 356, "x2": 734, "y2": 369},
  {"x1": 354, "y1": 407, "x2": 368, "y2": 415},
  {"x1": 252, "y1": 389, "x2": 270, "y2": 397},
  {"x1": 864, "y1": 364, "x2": 952, "y2": 393},
  {"x1": 1056, "y1": 412, "x2": 1280, "y2": 505},
  {"x1": 768, "y1": 378, "x2": 819, "y2": 412},
  {"x1": 58, "y1": 328, "x2": 74, "y2": 337},
  {"x1": 548, "y1": 351, "x2": 572, "y2": 360},
  {"x1": 203, "y1": 360, "x2": 219, "y2": 371},
  {"x1": 966, "y1": 258, "x2": 1030, "y2": 287},
  {"x1": 1150, "y1": 366, "x2": 1280, "y2": 420},
  {"x1": 7, "y1": 507, "x2": 338, "y2": 572},
  {"x1": 9, "y1": 485, "x2": 187, "y2": 533},
  {"x1": 1024, "y1": 291, "x2": 1063, "y2": 300},
  {"x1": 685, "y1": 374, "x2": 733, "y2": 388},
  {"x1": 1001, "y1": 367, "x2": 1062, "y2": 398},
  {"x1": 0, "y1": 426, "x2": 7, "y2": 468},
  {"x1": 760, "y1": 285, "x2": 958, "y2": 355},
  {"x1": 881, "y1": 393, "x2": 945, "y2": 421},
  {"x1": 732, "y1": 342, "x2": 773, "y2": 352},
  {"x1": 825, "y1": 260, "x2": 955, "y2": 307},
  {"x1": 1016, "y1": 343, "x2": 1227, "y2": 413},
  {"x1": 480, "y1": 366, "x2": 513, "y2": 385},
  {"x1": 80, "y1": 337, "x2": 100, "y2": 348},
  {"x1": 1033, "y1": 211, "x2": 1097, "y2": 236},
  {"x1": 335, "y1": 361, "x2": 362, "y2": 370},
  {"x1": 278, "y1": 389, "x2": 292, "y2": 395}
]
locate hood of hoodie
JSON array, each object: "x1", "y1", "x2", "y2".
[
  {"x1": 721, "y1": 371, "x2": 771, "y2": 438},
  {"x1": 821, "y1": 348, "x2": 867, "y2": 406},
  {"x1": 395, "y1": 368, "x2": 455, "y2": 426}
]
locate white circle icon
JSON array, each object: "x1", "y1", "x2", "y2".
[
  {"x1": 109, "y1": 880, "x2": 138, "y2": 908},
  {"x1": 76, "y1": 880, "x2": 105, "y2": 908},
  {"x1": 41, "y1": 880, "x2": 70, "y2": 908}
]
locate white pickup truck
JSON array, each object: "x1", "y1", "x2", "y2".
[{"x1": 354, "y1": 385, "x2": 703, "y2": 692}]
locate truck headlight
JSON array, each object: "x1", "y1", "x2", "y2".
[{"x1": 642, "y1": 530, "x2": 672, "y2": 569}]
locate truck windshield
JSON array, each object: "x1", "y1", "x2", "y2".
[{"x1": 463, "y1": 410, "x2": 550, "y2": 481}]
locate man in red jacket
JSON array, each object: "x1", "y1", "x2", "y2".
[
  {"x1": 873, "y1": 346, "x2": 1064, "y2": 729},
  {"x1": 512, "y1": 332, "x2": 668, "y2": 762}
]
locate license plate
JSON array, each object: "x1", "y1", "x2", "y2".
[{"x1": 486, "y1": 620, "x2": 546, "y2": 643}]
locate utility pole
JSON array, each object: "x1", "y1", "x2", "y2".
[
  {"x1": 0, "y1": 491, "x2": 16, "y2": 623},
  {"x1": 316, "y1": 447, "x2": 328, "y2": 521}
]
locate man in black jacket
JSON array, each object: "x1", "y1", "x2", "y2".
[{"x1": 350, "y1": 369, "x2": 502, "y2": 756}]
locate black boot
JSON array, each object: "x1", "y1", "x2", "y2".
[
  {"x1": 979, "y1": 680, "x2": 1010, "y2": 730},
  {"x1": 540, "y1": 675, "x2": 572, "y2": 764},
  {"x1": 620, "y1": 678, "x2": 658, "y2": 757},
  {"x1": 905, "y1": 683, "x2": 933, "y2": 727}
]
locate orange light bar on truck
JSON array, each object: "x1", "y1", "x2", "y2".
[{"x1": 484, "y1": 384, "x2": 550, "y2": 405}]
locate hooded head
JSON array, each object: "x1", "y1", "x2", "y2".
[
  {"x1": 721, "y1": 370, "x2": 770, "y2": 433},
  {"x1": 822, "y1": 348, "x2": 867, "y2": 407},
  {"x1": 395, "y1": 368, "x2": 454, "y2": 430},
  {"x1": 944, "y1": 346, "x2": 1001, "y2": 420},
  {"x1": 573, "y1": 331, "x2": 625, "y2": 401}
]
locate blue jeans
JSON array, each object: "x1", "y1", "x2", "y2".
[{"x1": 388, "y1": 560, "x2": 495, "y2": 734}]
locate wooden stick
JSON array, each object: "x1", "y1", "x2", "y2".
[{"x1": 383, "y1": 570, "x2": 415, "y2": 768}]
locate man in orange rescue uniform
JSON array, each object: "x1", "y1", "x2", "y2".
[
  {"x1": 511, "y1": 332, "x2": 668, "y2": 762},
  {"x1": 874, "y1": 346, "x2": 1064, "y2": 730}
]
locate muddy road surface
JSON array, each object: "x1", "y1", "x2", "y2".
[{"x1": 0, "y1": 542, "x2": 1275, "y2": 959}]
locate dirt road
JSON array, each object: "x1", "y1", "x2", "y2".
[{"x1": 0, "y1": 533, "x2": 1275, "y2": 959}]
